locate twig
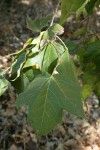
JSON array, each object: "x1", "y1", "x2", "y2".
[
  {"x1": 50, "y1": 0, "x2": 61, "y2": 26},
  {"x1": 56, "y1": 35, "x2": 68, "y2": 52}
]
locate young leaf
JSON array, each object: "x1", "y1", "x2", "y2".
[
  {"x1": 16, "y1": 50, "x2": 84, "y2": 136},
  {"x1": 27, "y1": 16, "x2": 50, "y2": 32},
  {"x1": 49, "y1": 23, "x2": 64, "y2": 35},
  {"x1": 60, "y1": 0, "x2": 85, "y2": 24},
  {"x1": 43, "y1": 23, "x2": 64, "y2": 40}
]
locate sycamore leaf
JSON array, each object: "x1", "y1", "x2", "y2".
[
  {"x1": 60, "y1": 0, "x2": 85, "y2": 24},
  {"x1": 16, "y1": 50, "x2": 84, "y2": 136}
]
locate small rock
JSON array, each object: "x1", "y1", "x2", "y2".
[
  {"x1": 64, "y1": 139, "x2": 77, "y2": 146},
  {"x1": 8, "y1": 144, "x2": 17, "y2": 150},
  {"x1": 13, "y1": 43, "x2": 20, "y2": 48},
  {"x1": 75, "y1": 134, "x2": 81, "y2": 140},
  {"x1": 92, "y1": 144, "x2": 99, "y2": 150},
  {"x1": 68, "y1": 128, "x2": 75, "y2": 137},
  {"x1": 75, "y1": 119, "x2": 90, "y2": 128},
  {"x1": 16, "y1": 23, "x2": 22, "y2": 29},
  {"x1": 55, "y1": 143, "x2": 64, "y2": 150},
  {"x1": 92, "y1": 112, "x2": 99, "y2": 119},
  {"x1": 85, "y1": 146, "x2": 92, "y2": 150},
  {"x1": 54, "y1": 125, "x2": 66, "y2": 137},
  {"x1": 46, "y1": 141, "x2": 54, "y2": 150},
  {"x1": 20, "y1": 34, "x2": 29, "y2": 42}
]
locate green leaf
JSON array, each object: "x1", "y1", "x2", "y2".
[
  {"x1": 94, "y1": 82, "x2": 100, "y2": 100},
  {"x1": 0, "y1": 69, "x2": 5, "y2": 76},
  {"x1": 42, "y1": 42, "x2": 64, "y2": 74},
  {"x1": 73, "y1": 27, "x2": 86, "y2": 37},
  {"x1": 0, "y1": 70, "x2": 8, "y2": 96},
  {"x1": 43, "y1": 23, "x2": 64, "y2": 40},
  {"x1": 10, "y1": 68, "x2": 41, "y2": 94},
  {"x1": 81, "y1": 41, "x2": 100, "y2": 73},
  {"x1": 82, "y1": 84, "x2": 93, "y2": 101},
  {"x1": 24, "y1": 41, "x2": 64, "y2": 74},
  {"x1": 64, "y1": 39, "x2": 78, "y2": 54},
  {"x1": 76, "y1": 0, "x2": 89, "y2": 17},
  {"x1": 78, "y1": 41, "x2": 100, "y2": 101},
  {"x1": 60, "y1": 0, "x2": 85, "y2": 24},
  {"x1": 24, "y1": 68, "x2": 41, "y2": 82},
  {"x1": 10, "y1": 73, "x2": 29, "y2": 94},
  {"x1": 49, "y1": 23, "x2": 64, "y2": 35},
  {"x1": 23, "y1": 48, "x2": 46, "y2": 69},
  {"x1": 16, "y1": 50, "x2": 84, "y2": 136},
  {"x1": 31, "y1": 32, "x2": 44, "y2": 45},
  {"x1": 53, "y1": 42, "x2": 65, "y2": 54},
  {"x1": 27, "y1": 16, "x2": 50, "y2": 32},
  {"x1": 42, "y1": 43, "x2": 58, "y2": 73},
  {"x1": 11, "y1": 51, "x2": 28, "y2": 80},
  {"x1": 85, "y1": 0, "x2": 99, "y2": 15}
]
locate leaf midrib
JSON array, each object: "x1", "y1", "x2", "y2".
[{"x1": 40, "y1": 76, "x2": 52, "y2": 131}]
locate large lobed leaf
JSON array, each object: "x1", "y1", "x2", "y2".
[
  {"x1": 10, "y1": 23, "x2": 84, "y2": 136},
  {"x1": 16, "y1": 50, "x2": 84, "y2": 136}
]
